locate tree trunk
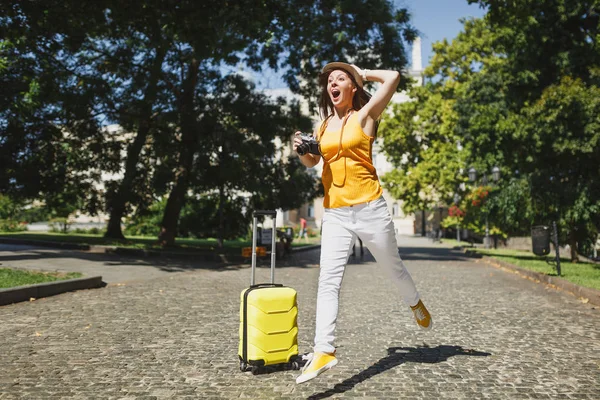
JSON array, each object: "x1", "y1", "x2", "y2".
[
  {"x1": 158, "y1": 59, "x2": 200, "y2": 247},
  {"x1": 105, "y1": 45, "x2": 166, "y2": 239},
  {"x1": 104, "y1": 119, "x2": 151, "y2": 239},
  {"x1": 158, "y1": 170, "x2": 189, "y2": 246},
  {"x1": 569, "y1": 229, "x2": 579, "y2": 263},
  {"x1": 105, "y1": 202, "x2": 126, "y2": 239}
]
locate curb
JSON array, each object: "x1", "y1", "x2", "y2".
[
  {"x1": 463, "y1": 249, "x2": 600, "y2": 307},
  {"x1": 0, "y1": 237, "x2": 91, "y2": 250},
  {"x1": 0, "y1": 276, "x2": 106, "y2": 306},
  {"x1": 107, "y1": 245, "x2": 321, "y2": 263},
  {"x1": 290, "y1": 244, "x2": 321, "y2": 253},
  {"x1": 105, "y1": 246, "x2": 227, "y2": 262}
]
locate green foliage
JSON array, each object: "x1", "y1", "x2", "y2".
[
  {"x1": 194, "y1": 75, "x2": 318, "y2": 213},
  {"x1": 383, "y1": 4, "x2": 599, "y2": 260},
  {"x1": 379, "y1": 18, "x2": 500, "y2": 216},
  {"x1": 124, "y1": 199, "x2": 166, "y2": 237},
  {"x1": 17, "y1": 206, "x2": 51, "y2": 223},
  {"x1": 0, "y1": 1, "x2": 107, "y2": 212},
  {"x1": 48, "y1": 218, "x2": 72, "y2": 234},
  {"x1": 0, "y1": 195, "x2": 22, "y2": 220},
  {"x1": 72, "y1": 227, "x2": 105, "y2": 235},
  {"x1": 470, "y1": 0, "x2": 600, "y2": 95},
  {"x1": 1, "y1": 0, "x2": 422, "y2": 246},
  {"x1": 0, "y1": 220, "x2": 27, "y2": 232},
  {"x1": 179, "y1": 196, "x2": 250, "y2": 240},
  {"x1": 486, "y1": 177, "x2": 535, "y2": 236},
  {"x1": 466, "y1": 1, "x2": 600, "y2": 259},
  {"x1": 45, "y1": 190, "x2": 82, "y2": 220},
  {"x1": 0, "y1": 196, "x2": 50, "y2": 223},
  {"x1": 441, "y1": 215, "x2": 462, "y2": 230},
  {"x1": 380, "y1": 86, "x2": 467, "y2": 214}
]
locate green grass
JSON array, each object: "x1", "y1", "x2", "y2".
[
  {"x1": 469, "y1": 247, "x2": 600, "y2": 292},
  {"x1": 0, "y1": 231, "x2": 320, "y2": 254},
  {"x1": 0, "y1": 268, "x2": 83, "y2": 289},
  {"x1": 439, "y1": 238, "x2": 468, "y2": 248}
]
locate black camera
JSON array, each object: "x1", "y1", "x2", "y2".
[{"x1": 297, "y1": 134, "x2": 321, "y2": 156}]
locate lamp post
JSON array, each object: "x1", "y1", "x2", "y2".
[
  {"x1": 453, "y1": 193, "x2": 461, "y2": 242},
  {"x1": 468, "y1": 166, "x2": 500, "y2": 249}
]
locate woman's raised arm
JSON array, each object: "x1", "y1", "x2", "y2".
[{"x1": 352, "y1": 66, "x2": 400, "y2": 121}]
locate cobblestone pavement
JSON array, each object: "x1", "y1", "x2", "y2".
[{"x1": 1, "y1": 236, "x2": 598, "y2": 399}]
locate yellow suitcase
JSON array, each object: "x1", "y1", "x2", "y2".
[{"x1": 238, "y1": 210, "x2": 300, "y2": 374}]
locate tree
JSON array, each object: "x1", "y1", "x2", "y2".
[
  {"x1": 486, "y1": 177, "x2": 536, "y2": 237},
  {"x1": 464, "y1": 0, "x2": 600, "y2": 260},
  {"x1": 380, "y1": 18, "x2": 496, "y2": 217},
  {"x1": 156, "y1": 0, "x2": 419, "y2": 246},
  {"x1": 189, "y1": 74, "x2": 315, "y2": 247},
  {"x1": 380, "y1": 86, "x2": 467, "y2": 215},
  {"x1": 2, "y1": 0, "x2": 419, "y2": 247},
  {"x1": 0, "y1": 2, "x2": 110, "y2": 218},
  {"x1": 98, "y1": 10, "x2": 172, "y2": 239},
  {"x1": 519, "y1": 77, "x2": 600, "y2": 260}
]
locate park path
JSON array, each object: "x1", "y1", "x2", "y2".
[{"x1": 0, "y1": 236, "x2": 598, "y2": 399}]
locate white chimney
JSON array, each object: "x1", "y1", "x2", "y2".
[{"x1": 411, "y1": 37, "x2": 422, "y2": 72}]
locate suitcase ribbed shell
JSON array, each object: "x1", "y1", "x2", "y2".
[{"x1": 239, "y1": 286, "x2": 298, "y2": 366}]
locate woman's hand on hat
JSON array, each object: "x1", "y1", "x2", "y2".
[
  {"x1": 350, "y1": 64, "x2": 368, "y2": 82},
  {"x1": 350, "y1": 64, "x2": 363, "y2": 75}
]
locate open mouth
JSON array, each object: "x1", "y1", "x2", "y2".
[{"x1": 331, "y1": 88, "x2": 341, "y2": 101}]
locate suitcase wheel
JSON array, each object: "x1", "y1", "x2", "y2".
[
  {"x1": 292, "y1": 361, "x2": 300, "y2": 370},
  {"x1": 251, "y1": 366, "x2": 260, "y2": 375},
  {"x1": 240, "y1": 361, "x2": 249, "y2": 372}
]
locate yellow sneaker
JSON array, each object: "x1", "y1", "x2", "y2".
[
  {"x1": 411, "y1": 300, "x2": 433, "y2": 330},
  {"x1": 295, "y1": 352, "x2": 338, "y2": 384}
]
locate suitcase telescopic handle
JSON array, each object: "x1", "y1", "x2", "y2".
[
  {"x1": 251, "y1": 210, "x2": 277, "y2": 286},
  {"x1": 249, "y1": 283, "x2": 283, "y2": 289}
]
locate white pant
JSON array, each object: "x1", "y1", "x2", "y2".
[{"x1": 314, "y1": 196, "x2": 420, "y2": 353}]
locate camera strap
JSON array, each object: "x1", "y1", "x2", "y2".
[
  {"x1": 320, "y1": 110, "x2": 354, "y2": 188},
  {"x1": 317, "y1": 115, "x2": 333, "y2": 142},
  {"x1": 320, "y1": 110, "x2": 354, "y2": 163}
]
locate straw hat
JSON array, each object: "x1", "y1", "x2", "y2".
[{"x1": 321, "y1": 62, "x2": 363, "y2": 88}]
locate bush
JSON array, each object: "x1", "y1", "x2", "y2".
[
  {"x1": 0, "y1": 195, "x2": 23, "y2": 220},
  {"x1": 72, "y1": 227, "x2": 105, "y2": 235},
  {"x1": 48, "y1": 218, "x2": 73, "y2": 234},
  {"x1": 124, "y1": 199, "x2": 165, "y2": 237},
  {"x1": 0, "y1": 219, "x2": 28, "y2": 232},
  {"x1": 124, "y1": 220, "x2": 161, "y2": 237},
  {"x1": 441, "y1": 215, "x2": 462, "y2": 229}
]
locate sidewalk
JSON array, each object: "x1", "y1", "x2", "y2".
[{"x1": 0, "y1": 236, "x2": 598, "y2": 399}]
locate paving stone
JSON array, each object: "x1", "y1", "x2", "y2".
[{"x1": 0, "y1": 237, "x2": 598, "y2": 399}]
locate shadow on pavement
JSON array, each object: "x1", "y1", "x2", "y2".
[
  {"x1": 0, "y1": 245, "x2": 323, "y2": 274},
  {"x1": 0, "y1": 241, "x2": 470, "y2": 278},
  {"x1": 398, "y1": 246, "x2": 473, "y2": 262},
  {"x1": 0, "y1": 247, "x2": 232, "y2": 272},
  {"x1": 308, "y1": 345, "x2": 491, "y2": 399},
  {"x1": 346, "y1": 245, "x2": 473, "y2": 264}
]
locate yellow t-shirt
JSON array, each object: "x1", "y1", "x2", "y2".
[{"x1": 319, "y1": 113, "x2": 383, "y2": 208}]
